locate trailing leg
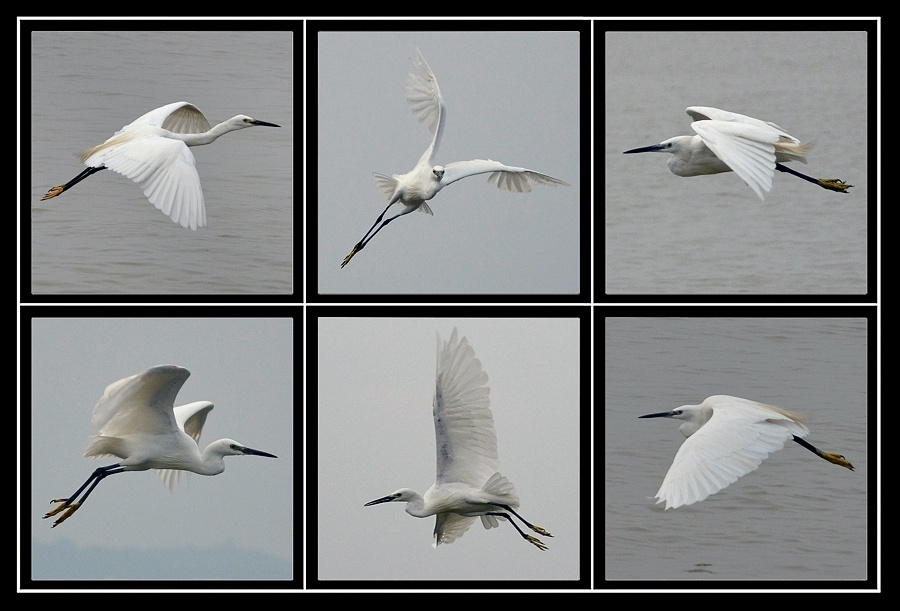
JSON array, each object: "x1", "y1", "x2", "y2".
[
  {"x1": 44, "y1": 463, "x2": 125, "y2": 527},
  {"x1": 487, "y1": 511, "x2": 548, "y2": 551},
  {"x1": 41, "y1": 166, "x2": 107, "y2": 201}
]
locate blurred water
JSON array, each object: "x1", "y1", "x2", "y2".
[
  {"x1": 28, "y1": 31, "x2": 294, "y2": 295},
  {"x1": 605, "y1": 31, "x2": 868, "y2": 294},
  {"x1": 604, "y1": 317, "x2": 869, "y2": 581}
]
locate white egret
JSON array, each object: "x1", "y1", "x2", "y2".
[
  {"x1": 640, "y1": 395, "x2": 854, "y2": 510},
  {"x1": 40, "y1": 101, "x2": 280, "y2": 230},
  {"x1": 623, "y1": 106, "x2": 852, "y2": 200},
  {"x1": 364, "y1": 328, "x2": 552, "y2": 550},
  {"x1": 341, "y1": 50, "x2": 569, "y2": 268},
  {"x1": 43, "y1": 364, "x2": 277, "y2": 527}
]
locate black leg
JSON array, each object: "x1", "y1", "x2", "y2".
[
  {"x1": 341, "y1": 204, "x2": 416, "y2": 268},
  {"x1": 44, "y1": 463, "x2": 125, "y2": 527},
  {"x1": 775, "y1": 163, "x2": 852, "y2": 193},
  {"x1": 41, "y1": 166, "x2": 107, "y2": 201},
  {"x1": 487, "y1": 511, "x2": 549, "y2": 551},
  {"x1": 792, "y1": 436, "x2": 854, "y2": 470},
  {"x1": 495, "y1": 503, "x2": 553, "y2": 537}
]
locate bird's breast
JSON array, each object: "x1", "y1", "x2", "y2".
[{"x1": 667, "y1": 145, "x2": 732, "y2": 177}]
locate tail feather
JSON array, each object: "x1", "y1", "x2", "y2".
[
  {"x1": 775, "y1": 138, "x2": 812, "y2": 164},
  {"x1": 371, "y1": 172, "x2": 398, "y2": 200},
  {"x1": 482, "y1": 472, "x2": 520, "y2": 506}
]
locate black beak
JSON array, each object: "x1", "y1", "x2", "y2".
[
  {"x1": 623, "y1": 144, "x2": 664, "y2": 154},
  {"x1": 639, "y1": 410, "x2": 676, "y2": 419}
]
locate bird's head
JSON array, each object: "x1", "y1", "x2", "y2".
[
  {"x1": 432, "y1": 165, "x2": 445, "y2": 181},
  {"x1": 624, "y1": 137, "x2": 683, "y2": 156},
  {"x1": 639, "y1": 404, "x2": 705, "y2": 437},
  {"x1": 364, "y1": 488, "x2": 417, "y2": 506},
  {"x1": 224, "y1": 115, "x2": 281, "y2": 131},
  {"x1": 639, "y1": 408, "x2": 682, "y2": 420},
  {"x1": 210, "y1": 438, "x2": 278, "y2": 459}
]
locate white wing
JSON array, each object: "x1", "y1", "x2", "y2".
[
  {"x1": 89, "y1": 365, "x2": 190, "y2": 440},
  {"x1": 686, "y1": 106, "x2": 788, "y2": 133},
  {"x1": 690, "y1": 120, "x2": 784, "y2": 200},
  {"x1": 124, "y1": 101, "x2": 212, "y2": 134},
  {"x1": 405, "y1": 49, "x2": 446, "y2": 167},
  {"x1": 82, "y1": 130, "x2": 206, "y2": 230},
  {"x1": 654, "y1": 396, "x2": 809, "y2": 509},
  {"x1": 173, "y1": 400, "x2": 214, "y2": 444},
  {"x1": 687, "y1": 106, "x2": 807, "y2": 201},
  {"x1": 433, "y1": 513, "x2": 478, "y2": 547},
  {"x1": 157, "y1": 400, "x2": 214, "y2": 491},
  {"x1": 441, "y1": 160, "x2": 570, "y2": 193},
  {"x1": 433, "y1": 327, "x2": 498, "y2": 487}
]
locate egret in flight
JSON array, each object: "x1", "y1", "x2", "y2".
[
  {"x1": 364, "y1": 328, "x2": 552, "y2": 550},
  {"x1": 639, "y1": 395, "x2": 854, "y2": 509},
  {"x1": 341, "y1": 50, "x2": 569, "y2": 268},
  {"x1": 40, "y1": 102, "x2": 280, "y2": 230},
  {"x1": 623, "y1": 106, "x2": 852, "y2": 200},
  {"x1": 43, "y1": 364, "x2": 277, "y2": 527}
]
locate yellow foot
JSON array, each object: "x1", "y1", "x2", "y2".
[
  {"x1": 40, "y1": 185, "x2": 65, "y2": 201},
  {"x1": 525, "y1": 534, "x2": 548, "y2": 551},
  {"x1": 44, "y1": 501, "x2": 81, "y2": 527},
  {"x1": 51, "y1": 504, "x2": 81, "y2": 527},
  {"x1": 43, "y1": 499, "x2": 73, "y2": 518},
  {"x1": 823, "y1": 452, "x2": 855, "y2": 471},
  {"x1": 341, "y1": 244, "x2": 363, "y2": 268},
  {"x1": 817, "y1": 178, "x2": 853, "y2": 193},
  {"x1": 531, "y1": 525, "x2": 553, "y2": 538}
]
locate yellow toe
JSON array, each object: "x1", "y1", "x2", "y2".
[
  {"x1": 818, "y1": 179, "x2": 853, "y2": 193},
  {"x1": 526, "y1": 535, "x2": 548, "y2": 551},
  {"x1": 824, "y1": 452, "x2": 855, "y2": 471},
  {"x1": 41, "y1": 186, "x2": 64, "y2": 201},
  {"x1": 43, "y1": 500, "x2": 72, "y2": 518},
  {"x1": 50, "y1": 504, "x2": 81, "y2": 527},
  {"x1": 341, "y1": 246, "x2": 361, "y2": 268}
]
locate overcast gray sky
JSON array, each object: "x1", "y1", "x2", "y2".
[
  {"x1": 314, "y1": 317, "x2": 584, "y2": 585},
  {"x1": 27, "y1": 316, "x2": 294, "y2": 582},
  {"x1": 315, "y1": 30, "x2": 582, "y2": 294}
]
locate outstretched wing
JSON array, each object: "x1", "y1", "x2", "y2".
[
  {"x1": 433, "y1": 328, "x2": 498, "y2": 488},
  {"x1": 405, "y1": 49, "x2": 446, "y2": 167},
  {"x1": 90, "y1": 365, "x2": 190, "y2": 439},
  {"x1": 655, "y1": 396, "x2": 809, "y2": 509},
  {"x1": 441, "y1": 160, "x2": 570, "y2": 193}
]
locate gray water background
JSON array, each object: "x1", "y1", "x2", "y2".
[
  {"x1": 605, "y1": 317, "x2": 868, "y2": 581},
  {"x1": 29, "y1": 30, "x2": 294, "y2": 295},
  {"x1": 605, "y1": 31, "x2": 868, "y2": 294}
]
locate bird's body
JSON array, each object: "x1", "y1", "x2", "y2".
[
  {"x1": 41, "y1": 101, "x2": 280, "y2": 230},
  {"x1": 43, "y1": 364, "x2": 277, "y2": 527},
  {"x1": 623, "y1": 106, "x2": 851, "y2": 199},
  {"x1": 364, "y1": 328, "x2": 552, "y2": 550},
  {"x1": 341, "y1": 50, "x2": 569, "y2": 268},
  {"x1": 640, "y1": 394, "x2": 854, "y2": 509}
]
